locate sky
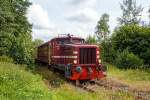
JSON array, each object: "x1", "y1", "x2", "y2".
[{"x1": 27, "y1": 0, "x2": 150, "y2": 41}]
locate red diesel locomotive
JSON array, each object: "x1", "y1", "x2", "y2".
[{"x1": 37, "y1": 34, "x2": 106, "y2": 80}]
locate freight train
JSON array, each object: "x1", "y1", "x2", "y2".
[{"x1": 37, "y1": 34, "x2": 106, "y2": 81}]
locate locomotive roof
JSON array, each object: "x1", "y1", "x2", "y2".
[
  {"x1": 51, "y1": 36, "x2": 84, "y2": 41},
  {"x1": 38, "y1": 36, "x2": 84, "y2": 47}
]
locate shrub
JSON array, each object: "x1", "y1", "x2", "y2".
[
  {"x1": 115, "y1": 49, "x2": 143, "y2": 69},
  {"x1": 112, "y1": 25, "x2": 150, "y2": 65},
  {"x1": 101, "y1": 39, "x2": 116, "y2": 63}
]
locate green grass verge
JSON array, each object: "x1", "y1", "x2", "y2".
[
  {"x1": 1, "y1": 61, "x2": 149, "y2": 100},
  {"x1": 107, "y1": 64, "x2": 150, "y2": 89},
  {"x1": 0, "y1": 62, "x2": 51, "y2": 100},
  {"x1": 50, "y1": 84, "x2": 134, "y2": 100}
]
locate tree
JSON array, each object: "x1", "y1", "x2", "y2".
[
  {"x1": 112, "y1": 24, "x2": 150, "y2": 65},
  {"x1": 33, "y1": 39, "x2": 44, "y2": 48},
  {"x1": 118, "y1": 0, "x2": 143, "y2": 25},
  {"x1": 0, "y1": 0, "x2": 33, "y2": 65},
  {"x1": 95, "y1": 13, "x2": 110, "y2": 41},
  {"x1": 86, "y1": 35, "x2": 97, "y2": 44},
  {"x1": 101, "y1": 39, "x2": 116, "y2": 63},
  {"x1": 32, "y1": 39, "x2": 44, "y2": 58}
]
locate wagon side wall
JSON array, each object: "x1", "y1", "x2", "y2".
[{"x1": 37, "y1": 43, "x2": 50, "y2": 64}]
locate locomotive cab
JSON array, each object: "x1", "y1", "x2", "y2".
[{"x1": 37, "y1": 34, "x2": 106, "y2": 81}]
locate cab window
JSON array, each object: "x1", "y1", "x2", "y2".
[{"x1": 57, "y1": 38, "x2": 85, "y2": 44}]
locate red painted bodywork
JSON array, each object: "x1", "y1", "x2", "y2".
[{"x1": 37, "y1": 35, "x2": 106, "y2": 80}]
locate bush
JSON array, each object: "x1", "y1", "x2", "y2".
[
  {"x1": 112, "y1": 25, "x2": 150, "y2": 65},
  {"x1": 115, "y1": 49, "x2": 143, "y2": 69},
  {"x1": 101, "y1": 39, "x2": 116, "y2": 63}
]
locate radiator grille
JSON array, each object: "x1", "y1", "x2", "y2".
[{"x1": 79, "y1": 48, "x2": 96, "y2": 64}]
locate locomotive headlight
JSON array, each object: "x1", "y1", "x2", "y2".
[
  {"x1": 97, "y1": 51, "x2": 99, "y2": 54},
  {"x1": 97, "y1": 55, "x2": 100, "y2": 59},
  {"x1": 73, "y1": 60, "x2": 77, "y2": 64},
  {"x1": 76, "y1": 66, "x2": 82, "y2": 73},
  {"x1": 99, "y1": 59, "x2": 101, "y2": 63},
  {"x1": 73, "y1": 51, "x2": 78, "y2": 54}
]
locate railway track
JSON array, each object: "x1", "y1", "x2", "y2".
[
  {"x1": 39, "y1": 66, "x2": 150, "y2": 100},
  {"x1": 74, "y1": 83, "x2": 96, "y2": 93},
  {"x1": 67, "y1": 78, "x2": 150, "y2": 100},
  {"x1": 93, "y1": 79, "x2": 150, "y2": 100}
]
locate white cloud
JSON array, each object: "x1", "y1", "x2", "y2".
[
  {"x1": 65, "y1": 0, "x2": 99, "y2": 38},
  {"x1": 69, "y1": 0, "x2": 97, "y2": 7},
  {"x1": 27, "y1": 3, "x2": 54, "y2": 30},
  {"x1": 66, "y1": 0, "x2": 99, "y2": 23},
  {"x1": 27, "y1": 0, "x2": 99, "y2": 41},
  {"x1": 66, "y1": 8, "x2": 99, "y2": 23},
  {"x1": 27, "y1": 3, "x2": 57, "y2": 41},
  {"x1": 141, "y1": 6, "x2": 150, "y2": 25},
  {"x1": 32, "y1": 29, "x2": 57, "y2": 42},
  {"x1": 27, "y1": 0, "x2": 149, "y2": 42}
]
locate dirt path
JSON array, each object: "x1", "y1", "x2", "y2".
[{"x1": 95, "y1": 78, "x2": 150, "y2": 100}]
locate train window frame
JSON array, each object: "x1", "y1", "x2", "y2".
[
  {"x1": 72, "y1": 39, "x2": 85, "y2": 44},
  {"x1": 57, "y1": 39, "x2": 70, "y2": 45},
  {"x1": 57, "y1": 38, "x2": 85, "y2": 45}
]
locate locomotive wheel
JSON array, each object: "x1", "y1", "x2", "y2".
[{"x1": 48, "y1": 65, "x2": 51, "y2": 70}]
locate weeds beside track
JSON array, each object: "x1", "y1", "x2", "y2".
[{"x1": 36, "y1": 65, "x2": 150, "y2": 100}]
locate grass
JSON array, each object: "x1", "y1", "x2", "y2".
[
  {"x1": 107, "y1": 64, "x2": 150, "y2": 90},
  {"x1": 36, "y1": 66, "x2": 134, "y2": 100},
  {"x1": 0, "y1": 60, "x2": 150, "y2": 100},
  {"x1": 50, "y1": 83, "x2": 134, "y2": 100},
  {"x1": 0, "y1": 62, "x2": 52, "y2": 100}
]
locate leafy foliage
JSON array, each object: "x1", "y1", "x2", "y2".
[
  {"x1": 32, "y1": 39, "x2": 44, "y2": 59},
  {"x1": 0, "y1": 0, "x2": 33, "y2": 65},
  {"x1": 115, "y1": 49, "x2": 143, "y2": 69},
  {"x1": 101, "y1": 39, "x2": 116, "y2": 63},
  {"x1": 86, "y1": 35, "x2": 97, "y2": 44},
  {"x1": 33, "y1": 39, "x2": 44, "y2": 48},
  {"x1": 95, "y1": 13, "x2": 110, "y2": 41},
  {"x1": 112, "y1": 25, "x2": 150, "y2": 65},
  {"x1": 118, "y1": 0, "x2": 143, "y2": 25}
]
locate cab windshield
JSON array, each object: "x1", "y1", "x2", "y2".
[{"x1": 58, "y1": 38, "x2": 84, "y2": 44}]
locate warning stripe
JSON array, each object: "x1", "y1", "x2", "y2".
[{"x1": 52, "y1": 56, "x2": 77, "y2": 59}]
